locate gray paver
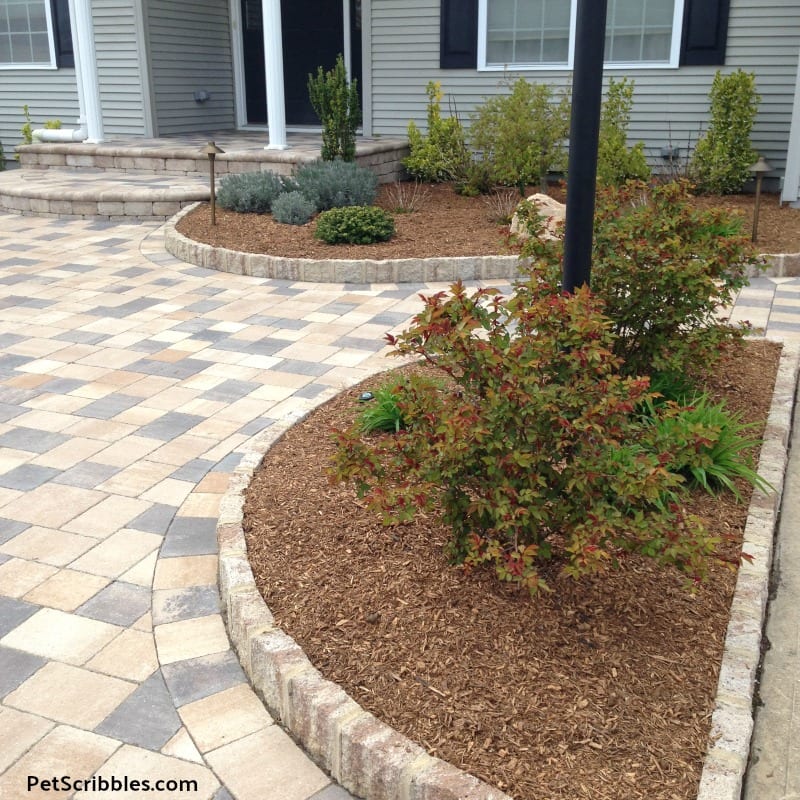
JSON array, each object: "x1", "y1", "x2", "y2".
[
  {"x1": 137, "y1": 412, "x2": 204, "y2": 441},
  {"x1": 0, "y1": 646, "x2": 47, "y2": 698},
  {"x1": 309, "y1": 785, "x2": 359, "y2": 800},
  {"x1": 161, "y1": 517, "x2": 218, "y2": 557},
  {"x1": 53, "y1": 461, "x2": 121, "y2": 489},
  {"x1": 161, "y1": 651, "x2": 246, "y2": 707},
  {"x1": 128, "y1": 503, "x2": 177, "y2": 535},
  {"x1": 0, "y1": 596, "x2": 40, "y2": 637},
  {"x1": 0, "y1": 519, "x2": 29, "y2": 544},
  {"x1": 75, "y1": 394, "x2": 142, "y2": 420},
  {"x1": 0, "y1": 464, "x2": 61, "y2": 490},
  {"x1": 0, "y1": 427, "x2": 69, "y2": 454},
  {"x1": 95, "y1": 670, "x2": 181, "y2": 750},
  {"x1": 77, "y1": 581, "x2": 151, "y2": 627},
  {"x1": 152, "y1": 586, "x2": 221, "y2": 625},
  {"x1": 169, "y1": 459, "x2": 214, "y2": 483}
]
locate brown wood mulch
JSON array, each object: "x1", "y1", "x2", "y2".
[
  {"x1": 243, "y1": 338, "x2": 781, "y2": 800},
  {"x1": 178, "y1": 182, "x2": 800, "y2": 260}
]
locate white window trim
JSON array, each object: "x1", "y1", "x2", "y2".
[
  {"x1": 0, "y1": 0, "x2": 58, "y2": 70},
  {"x1": 477, "y1": 0, "x2": 685, "y2": 72}
]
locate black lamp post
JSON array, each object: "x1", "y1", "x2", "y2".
[
  {"x1": 204, "y1": 141, "x2": 225, "y2": 226},
  {"x1": 562, "y1": 0, "x2": 608, "y2": 294}
]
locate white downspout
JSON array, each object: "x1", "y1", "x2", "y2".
[
  {"x1": 67, "y1": 0, "x2": 104, "y2": 143},
  {"x1": 782, "y1": 47, "x2": 800, "y2": 205},
  {"x1": 262, "y1": 0, "x2": 287, "y2": 149}
]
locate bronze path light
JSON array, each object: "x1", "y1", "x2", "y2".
[
  {"x1": 748, "y1": 155, "x2": 771, "y2": 243},
  {"x1": 204, "y1": 141, "x2": 225, "y2": 226}
]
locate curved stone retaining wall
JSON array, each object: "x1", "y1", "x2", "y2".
[
  {"x1": 165, "y1": 204, "x2": 525, "y2": 284},
  {"x1": 217, "y1": 343, "x2": 799, "y2": 800}
]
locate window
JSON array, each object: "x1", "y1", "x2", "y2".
[
  {"x1": 0, "y1": 0, "x2": 63, "y2": 68},
  {"x1": 478, "y1": 0, "x2": 685, "y2": 70}
]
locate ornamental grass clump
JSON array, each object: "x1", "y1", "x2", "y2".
[{"x1": 332, "y1": 271, "x2": 719, "y2": 596}]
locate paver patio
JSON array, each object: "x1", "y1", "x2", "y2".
[{"x1": 0, "y1": 207, "x2": 798, "y2": 799}]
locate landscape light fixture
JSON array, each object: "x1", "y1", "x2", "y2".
[
  {"x1": 203, "y1": 141, "x2": 225, "y2": 226},
  {"x1": 749, "y1": 155, "x2": 771, "y2": 243}
]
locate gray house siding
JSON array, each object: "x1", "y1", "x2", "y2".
[
  {"x1": 145, "y1": 0, "x2": 236, "y2": 135},
  {"x1": 0, "y1": 72, "x2": 79, "y2": 162},
  {"x1": 94, "y1": 0, "x2": 150, "y2": 137},
  {"x1": 368, "y1": 0, "x2": 800, "y2": 180}
]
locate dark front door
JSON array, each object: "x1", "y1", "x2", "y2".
[{"x1": 240, "y1": 0, "x2": 361, "y2": 127}]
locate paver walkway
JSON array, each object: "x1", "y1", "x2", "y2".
[{"x1": 0, "y1": 208, "x2": 797, "y2": 800}]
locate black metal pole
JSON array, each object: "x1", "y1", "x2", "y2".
[{"x1": 562, "y1": 0, "x2": 608, "y2": 294}]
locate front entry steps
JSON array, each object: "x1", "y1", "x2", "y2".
[
  {"x1": 1, "y1": 133, "x2": 410, "y2": 220},
  {"x1": 0, "y1": 168, "x2": 209, "y2": 220}
]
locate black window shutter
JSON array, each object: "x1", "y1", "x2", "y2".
[
  {"x1": 51, "y1": 0, "x2": 74, "y2": 68},
  {"x1": 680, "y1": 0, "x2": 731, "y2": 66},
  {"x1": 440, "y1": 0, "x2": 478, "y2": 69}
]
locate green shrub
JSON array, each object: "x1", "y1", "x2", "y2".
[
  {"x1": 294, "y1": 159, "x2": 377, "y2": 211},
  {"x1": 404, "y1": 81, "x2": 471, "y2": 183},
  {"x1": 597, "y1": 78, "x2": 650, "y2": 187},
  {"x1": 648, "y1": 395, "x2": 769, "y2": 501},
  {"x1": 315, "y1": 205, "x2": 395, "y2": 244},
  {"x1": 521, "y1": 180, "x2": 760, "y2": 382},
  {"x1": 358, "y1": 384, "x2": 407, "y2": 434},
  {"x1": 217, "y1": 171, "x2": 289, "y2": 214},
  {"x1": 332, "y1": 274, "x2": 717, "y2": 596},
  {"x1": 271, "y1": 190, "x2": 315, "y2": 225},
  {"x1": 308, "y1": 54, "x2": 361, "y2": 162},
  {"x1": 470, "y1": 77, "x2": 571, "y2": 194},
  {"x1": 454, "y1": 158, "x2": 494, "y2": 197},
  {"x1": 691, "y1": 70, "x2": 760, "y2": 194},
  {"x1": 590, "y1": 180, "x2": 759, "y2": 380}
]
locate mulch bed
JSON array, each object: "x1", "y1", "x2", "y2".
[
  {"x1": 243, "y1": 338, "x2": 781, "y2": 800},
  {"x1": 177, "y1": 182, "x2": 800, "y2": 260}
]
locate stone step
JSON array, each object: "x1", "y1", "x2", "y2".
[{"x1": 0, "y1": 168, "x2": 209, "y2": 220}]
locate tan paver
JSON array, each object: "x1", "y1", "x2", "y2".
[
  {"x1": 0, "y1": 725, "x2": 120, "y2": 800},
  {"x1": 152, "y1": 555, "x2": 219, "y2": 590},
  {"x1": 161, "y1": 727, "x2": 203, "y2": 764},
  {"x1": 69, "y1": 530, "x2": 162, "y2": 578},
  {"x1": 0, "y1": 558, "x2": 58, "y2": 598},
  {"x1": 205, "y1": 726, "x2": 330, "y2": 800},
  {"x1": 178, "y1": 684, "x2": 273, "y2": 753},
  {"x1": 87, "y1": 629, "x2": 159, "y2": 682},
  {"x1": 5, "y1": 663, "x2": 136, "y2": 729},
  {"x1": 73, "y1": 745, "x2": 220, "y2": 799},
  {"x1": 1, "y1": 607, "x2": 122, "y2": 665},
  {"x1": 0, "y1": 484, "x2": 106, "y2": 528},
  {"x1": 0, "y1": 708, "x2": 55, "y2": 773},
  {"x1": 22, "y1": 569, "x2": 111, "y2": 612},
  {"x1": 0, "y1": 526, "x2": 98, "y2": 566},
  {"x1": 62, "y1": 496, "x2": 153, "y2": 539},
  {"x1": 154, "y1": 615, "x2": 230, "y2": 665}
]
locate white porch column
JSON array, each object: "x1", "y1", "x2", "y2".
[
  {"x1": 262, "y1": 0, "x2": 288, "y2": 149},
  {"x1": 67, "y1": 0, "x2": 104, "y2": 142}
]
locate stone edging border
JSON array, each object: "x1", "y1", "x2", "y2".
[
  {"x1": 761, "y1": 253, "x2": 800, "y2": 278},
  {"x1": 216, "y1": 339, "x2": 798, "y2": 800},
  {"x1": 165, "y1": 203, "x2": 524, "y2": 284}
]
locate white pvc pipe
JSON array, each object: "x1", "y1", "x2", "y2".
[
  {"x1": 262, "y1": 0, "x2": 287, "y2": 149},
  {"x1": 67, "y1": 0, "x2": 104, "y2": 142},
  {"x1": 32, "y1": 127, "x2": 88, "y2": 142}
]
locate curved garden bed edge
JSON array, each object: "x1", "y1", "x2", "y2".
[{"x1": 216, "y1": 340, "x2": 799, "y2": 800}]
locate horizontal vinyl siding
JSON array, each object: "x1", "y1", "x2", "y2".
[
  {"x1": 0, "y1": 72, "x2": 79, "y2": 161},
  {"x1": 94, "y1": 0, "x2": 148, "y2": 136},
  {"x1": 146, "y1": 0, "x2": 235, "y2": 135},
  {"x1": 369, "y1": 0, "x2": 800, "y2": 178}
]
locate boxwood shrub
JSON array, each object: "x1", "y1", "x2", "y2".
[{"x1": 315, "y1": 206, "x2": 395, "y2": 244}]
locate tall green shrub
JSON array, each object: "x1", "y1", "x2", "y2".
[
  {"x1": 404, "y1": 81, "x2": 470, "y2": 182},
  {"x1": 470, "y1": 77, "x2": 570, "y2": 194},
  {"x1": 691, "y1": 70, "x2": 760, "y2": 194},
  {"x1": 597, "y1": 78, "x2": 650, "y2": 187},
  {"x1": 308, "y1": 54, "x2": 361, "y2": 161}
]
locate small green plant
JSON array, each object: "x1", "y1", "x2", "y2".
[
  {"x1": 332, "y1": 272, "x2": 718, "y2": 596},
  {"x1": 597, "y1": 78, "x2": 650, "y2": 187},
  {"x1": 404, "y1": 81, "x2": 471, "y2": 183},
  {"x1": 20, "y1": 105, "x2": 33, "y2": 148},
  {"x1": 648, "y1": 395, "x2": 769, "y2": 501},
  {"x1": 216, "y1": 171, "x2": 289, "y2": 213},
  {"x1": 691, "y1": 70, "x2": 760, "y2": 194},
  {"x1": 271, "y1": 190, "x2": 315, "y2": 225},
  {"x1": 454, "y1": 158, "x2": 494, "y2": 197},
  {"x1": 358, "y1": 384, "x2": 407, "y2": 434},
  {"x1": 470, "y1": 77, "x2": 571, "y2": 194},
  {"x1": 294, "y1": 159, "x2": 377, "y2": 211},
  {"x1": 0, "y1": 140, "x2": 5, "y2": 171},
  {"x1": 308, "y1": 54, "x2": 361, "y2": 162},
  {"x1": 315, "y1": 206, "x2": 395, "y2": 244}
]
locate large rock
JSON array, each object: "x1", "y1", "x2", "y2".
[{"x1": 509, "y1": 193, "x2": 566, "y2": 241}]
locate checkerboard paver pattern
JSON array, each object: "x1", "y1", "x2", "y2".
[{"x1": 0, "y1": 207, "x2": 797, "y2": 799}]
